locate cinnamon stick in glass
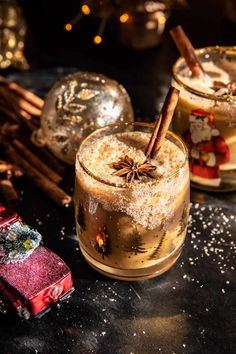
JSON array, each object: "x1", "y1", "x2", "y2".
[
  {"x1": 170, "y1": 25, "x2": 205, "y2": 77},
  {"x1": 145, "y1": 115, "x2": 162, "y2": 159},
  {"x1": 146, "y1": 86, "x2": 179, "y2": 159}
]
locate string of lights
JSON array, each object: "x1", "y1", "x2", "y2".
[{"x1": 64, "y1": 0, "x2": 184, "y2": 47}]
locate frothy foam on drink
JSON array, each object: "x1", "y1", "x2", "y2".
[
  {"x1": 179, "y1": 60, "x2": 235, "y2": 95},
  {"x1": 76, "y1": 131, "x2": 189, "y2": 230},
  {"x1": 78, "y1": 131, "x2": 185, "y2": 186},
  {"x1": 176, "y1": 60, "x2": 236, "y2": 122}
]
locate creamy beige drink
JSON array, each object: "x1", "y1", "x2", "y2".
[
  {"x1": 74, "y1": 123, "x2": 189, "y2": 280},
  {"x1": 172, "y1": 47, "x2": 236, "y2": 189}
]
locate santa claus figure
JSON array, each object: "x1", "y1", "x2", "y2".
[{"x1": 184, "y1": 109, "x2": 230, "y2": 187}]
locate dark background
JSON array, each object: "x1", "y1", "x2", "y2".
[
  {"x1": 15, "y1": 0, "x2": 236, "y2": 119},
  {"x1": 0, "y1": 1, "x2": 236, "y2": 353},
  {"x1": 19, "y1": 0, "x2": 235, "y2": 64}
]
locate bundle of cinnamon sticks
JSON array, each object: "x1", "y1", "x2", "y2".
[
  {"x1": 0, "y1": 75, "x2": 43, "y2": 131},
  {"x1": 0, "y1": 76, "x2": 72, "y2": 207}
]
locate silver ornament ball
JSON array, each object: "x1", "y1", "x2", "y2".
[{"x1": 34, "y1": 72, "x2": 134, "y2": 164}]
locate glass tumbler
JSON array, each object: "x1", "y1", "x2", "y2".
[
  {"x1": 172, "y1": 46, "x2": 236, "y2": 191},
  {"x1": 74, "y1": 122, "x2": 190, "y2": 280}
]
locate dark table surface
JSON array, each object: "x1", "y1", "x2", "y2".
[{"x1": 0, "y1": 35, "x2": 236, "y2": 354}]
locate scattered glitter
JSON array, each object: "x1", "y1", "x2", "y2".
[
  {"x1": 35, "y1": 218, "x2": 43, "y2": 226},
  {"x1": 183, "y1": 202, "x2": 236, "y2": 286}
]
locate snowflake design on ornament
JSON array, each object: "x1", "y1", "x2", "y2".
[
  {"x1": 56, "y1": 80, "x2": 99, "y2": 120},
  {"x1": 77, "y1": 88, "x2": 100, "y2": 100}
]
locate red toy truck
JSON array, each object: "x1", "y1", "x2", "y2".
[{"x1": 0, "y1": 204, "x2": 74, "y2": 319}]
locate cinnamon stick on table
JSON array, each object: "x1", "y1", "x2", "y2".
[
  {"x1": 0, "y1": 160, "x2": 23, "y2": 179},
  {"x1": 0, "y1": 105, "x2": 20, "y2": 123},
  {"x1": 170, "y1": 25, "x2": 205, "y2": 77},
  {"x1": 5, "y1": 144, "x2": 71, "y2": 206},
  {"x1": 146, "y1": 86, "x2": 179, "y2": 159},
  {"x1": 0, "y1": 75, "x2": 44, "y2": 109},
  {"x1": 1, "y1": 123, "x2": 66, "y2": 175},
  {"x1": 0, "y1": 76, "x2": 43, "y2": 132},
  {"x1": 0, "y1": 87, "x2": 39, "y2": 131},
  {"x1": 0, "y1": 86, "x2": 23, "y2": 119},
  {"x1": 1, "y1": 123, "x2": 19, "y2": 138},
  {"x1": 24, "y1": 139, "x2": 66, "y2": 175},
  {"x1": 12, "y1": 139, "x2": 62, "y2": 185},
  {"x1": 0, "y1": 179, "x2": 20, "y2": 207}
]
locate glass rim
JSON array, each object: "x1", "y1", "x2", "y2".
[
  {"x1": 172, "y1": 46, "x2": 236, "y2": 102},
  {"x1": 76, "y1": 122, "x2": 188, "y2": 189}
]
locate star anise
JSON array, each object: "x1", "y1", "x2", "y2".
[
  {"x1": 112, "y1": 155, "x2": 156, "y2": 183},
  {"x1": 211, "y1": 80, "x2": 236, "y2": 96}
]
